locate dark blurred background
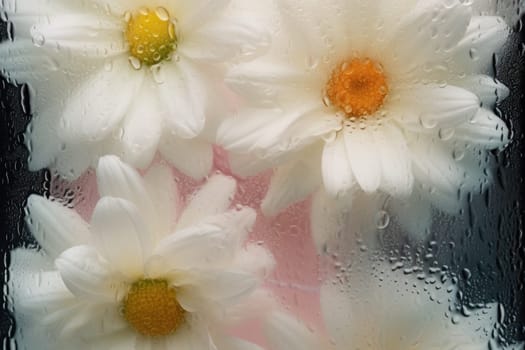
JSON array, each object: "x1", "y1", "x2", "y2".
[{"x1": 0, "y1": 19, "x2": 46, "y2": 347}]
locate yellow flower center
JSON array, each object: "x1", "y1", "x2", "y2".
[
  {"x1": 125, "y1": 8, "x2": 177, "y2": 66},
  {"x1": 122, "y1": 279, "x2": 186, "y2": 337},
  {"x1": 325, "y1": 58, "x2": 388, "y2": 118}
]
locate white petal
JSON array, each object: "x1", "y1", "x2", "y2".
[
  {"x1": 97, "y1": 155, "x2": 150, "y2": 200},
  {"x1": 180, "y1": 17, "x2": 269, "y2": 63},
  {"x1": 88, "y1": 0, "x2": 145, "y2": 16},
  {"x1": 410, "y1": 140, "x2": 461, "y2": 193},
  {"x1": 60, "y1": 57, "x2": 144, "y2": 142},
  {"x1": 218, "y1": 108, "x2": 291, "y2": 154},
  {"x1": 232, "y1": 244, "x2": 275, "y2": 280},
  {"x1": 135, "y1": 336, "x2": 168, "y2": 350},
  {"x1": 0, "y1": 40, "x2": 63, "y2": 84},
  {"x1": 158, "y1": 134, "x2": 213, "y2": 180},
  {"x1": 389, "y1": 192, "x2": 433, "y2": 241},
  {"x1": 175, "y1": 0, "x2": 230, "y2": 34},
  {"x1": 386, "y1": 0, "x2": 471, "y2": 74},
  {"x1": 113, "y1": 81, "x2": 163, "y2": 169},
  {"x1": 91, "y1": 197, "x2": 151, "y2": 278},
  {"x1": 59, "y1": 303, "x2": 128, "y2": 340},
  {"x1": 143, "y1": 163, "x2": 181, "y2": 236},
  {"x1": 221, "y1": 289, "x2": 277, "y2": 328},
  {"x1": 449, "y1": 16, "x2": 510, "y2": 74},
  {"x1": 15, "y1": 323, "x2": 67, "y2": 350},
  {"x1": 276, "y1": 0, "x2": 348, "y2": 65},
  {"x1": 0, "y1": 1, "x2": 59, "y2": 40},
  {"x1": 217, "y1": 103, "x2": 325, "y2": 158},
  {"x1": 452, "y1": 75, "x2": 509, "y2": 109},
  {"x1": 55, "y1": 245, "x2": 113, "y2": 301},
  {"x1": 212, "y1": 337, "x2": 264, "y2": 350},
  {"x1": 177, "y1": 269, "x2": 257, "y2": 307},
  {"x1": 392, "y1": 84, "x2": 480, "y2": 130},
  {"x1": 165, "y1": 322, "x2": 213, "y2": 350},
  {"x1": 375, "y1": 123, "x2": 414, "y2": 197},
  {"x1": 454, "y1": 108, "x2": 510, "y2": 149},
  {"x1": 177, "y1": 174, "x2": 237, "y2": 229},
  {"x1": 322, "y1": 135, "x2": 355, "y2": 197},
  {"x1": 264, "y1": 312, "x2": 320, "y2": 350},
  {"x1": 87, "y1": 329, "x2": 137, "y2": 350},
  {"x1": 410, "y1": 138, "x2": 489, "y2": 194},
  {"x1": 344, "y1": 128, "x2": 381, "y2": 193},
  {"x1": 225, "y1": 60, "x2": 313, "y2": 107},
  {"x1": 31, "y1": 14, "x2": 125, "y2": 57},
  {"x1": 25, "y1": 195, "x2": 90, "y2": 259},
  {"x1": 262, "y1": 149, "x2": 322, "y2": 216},
  {"x1": 154, "y1": 208, "x2": 256, "y2": 271},
  {"x1": 280, "y1": 109, "x2": 343, "y2": 151},
  {"x1": 158, "y1": 59, "x2": 208, "y2": 138},
  {"x1": 227, "y1": 151, "x2": 274, "y2": 177},
  {"x1": 96, "y1": 155, "x2": 158, "y2": 234},
  {"x1": 422, "y1": 146, "x2": 491, "y2": 213}
]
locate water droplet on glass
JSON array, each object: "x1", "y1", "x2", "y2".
[
  {"x1": 420, "y1": 114, "x2": 438, "y2": 129},
  {"x1": 305, "y1": 56, "x2": 319, "y2": 70},
  {"x1": 453, "y1": 148, "x2": 465, "y2": 161},
  {"x1": 104, "y1": 59, "x2": 113, "y2": 71},
  {"x1": 155, "y1": 7, "x2": 170, "y2": 21},
  {"x1": 151, "y1": 65, "x2": 165, "y2": 84},
  {"x1": 128, "y1": 56, "x2": 142, "y2": 70},
  {"x1": 438, "y1": 127, "x2": 455, "y2": 141},
  {"x1": 375, "y1": 210, "x2": 390, "y2": 229},
  {"x1": 31, "y1": 31, "x2": 45, "y2": 47},
  {"x1": 322, "y1": 94, "x2": 332, "y2": 107},
  {"x1": 168, "y1": 22, "x2": 177, "y2": 40},
  {"x1": 469, "y1": 48, "x2": 479, "y2": 61}
]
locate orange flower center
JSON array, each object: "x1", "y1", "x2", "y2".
[
  {"x1": 325, "y1": 58, "x2": 388, "y2": 118},
  {"x1": 122, "y1": 279, "x2": 186, "y2": 337},
  {"x1": 125, "y1": 7, "x2": 177, "y2": 66}
]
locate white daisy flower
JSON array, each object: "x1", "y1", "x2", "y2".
[
  {"x1": 265, "y1": 266, "x2": 514, "y2": 350},
  {"x1": 0, "y1": 0, "x2": 269, "y2": 180},
  {"x1": 217, "y1": 0, "x2": 511, "y2": 221},
  {"x1": 9, "y1": 155, "x2": 274, "y2": 349}
]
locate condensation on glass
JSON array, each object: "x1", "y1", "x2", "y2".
[{"x1": 0, "y1": 1, "x2": 524, "y2": 350}]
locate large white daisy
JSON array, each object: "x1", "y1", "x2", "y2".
[
  {"x1": 9, "y1": 155, "x2": 274, "y2": 349},
  {"x1": 265, "y1": 265, "x2": 514, "y2": 350},
  {"x1": 217, "y1": 0, "x2": 511, "y2": 222},
  {"x1": 0, "y1": 0, "x2": 268, "y2": 179}
]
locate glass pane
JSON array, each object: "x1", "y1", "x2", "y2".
[{"x1": 1, "y1": 1, "x2": 524, "y2": 350}]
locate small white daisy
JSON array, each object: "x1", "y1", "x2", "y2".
[
  {"x1": 9, "y1": 155, "x2": 274, "y2": 349},
  {"x1": 217, "y1": 0, "x2": 511, "y2": 221},
  {"x1": 0, "y1": 0, "x2": 269, "y2": 179},
  {"x1": 265, "y1": 266, "x2": 509, "y2": 350}
]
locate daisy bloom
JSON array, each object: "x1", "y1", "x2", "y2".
[
  {"x1": 0, "y1": 0, "x2": 268, "y2": 179},
  {"x1": 265, "y1": 264, "x2": 513, "y2": 350},
  {"x1": 9, "y1": 155, "x2": 274, "y2": 349},
  {"x1": 217, "y1": 0, "x2": 511, "y2": 225}
]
